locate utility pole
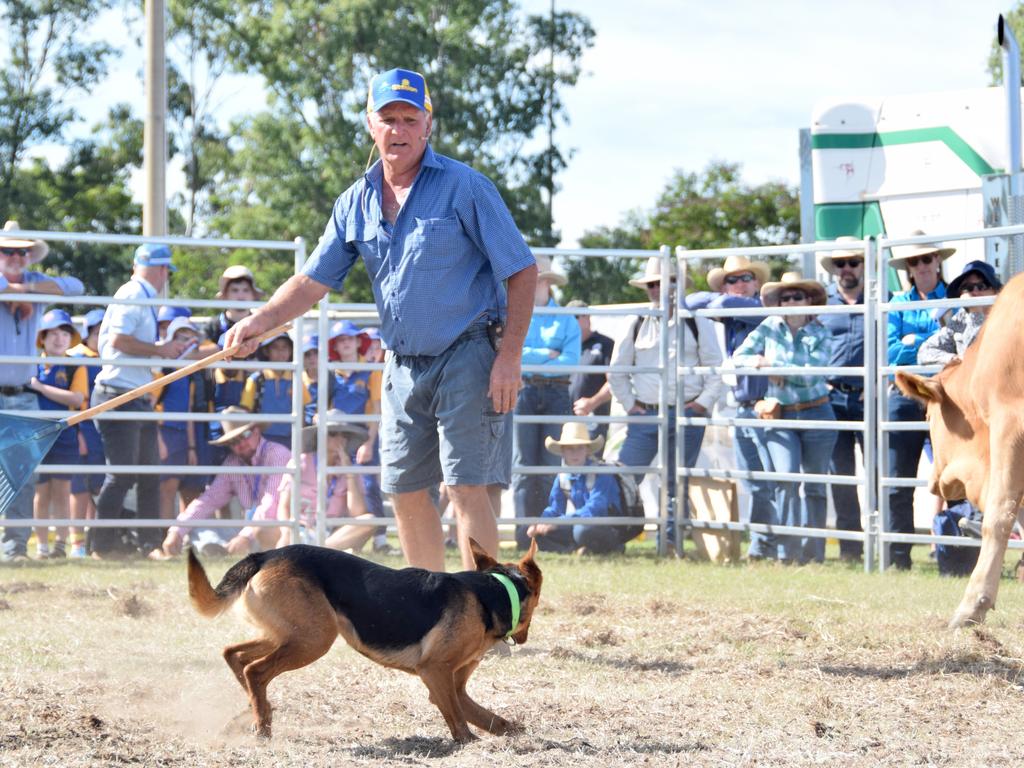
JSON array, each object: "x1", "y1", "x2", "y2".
[
  {"x1": 144, "y1": 0, "x2": 168, "y2": 236},
  {"x1": 546, "y1": 0, "x2": 555, "y2": 245}
]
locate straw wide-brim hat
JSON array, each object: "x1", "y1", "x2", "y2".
[
  {"x1": 706, "y1": 255, "x2": 771, "y2": 292},
  {"x1": 760, "y1": 271, "x2": 827, "y2": 307},
  {"x1": 1, "y1": 220, "x2": 49, "y2": 265},
  {"x1": 889, "y1": 230, "x2": 956, "y2": 271},
  {"x1": 207, "y1": 406, "x2": 270, "y2": 447},
  {"x1": 215, "y1": 265, "x2": 265, "y2": 299},
  {"x1": 535, "y1": 255, "x2": 567, "y2": 287},
  {"x1": 629, "y1": 255, "x2": 678, "y2": 288},
  {"x1": 819, "y1": 236, "x2": 865, "y2": 274},
  {"x1": 544, "y1": 422, "x2": 604, "y2": 456},
  {"x1": 301, "y1": 410, "x2": 370, "y2": 454}
]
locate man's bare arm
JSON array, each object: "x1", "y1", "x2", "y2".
[{"x1": 488, "y1": 263, "x2": 538, "y2": 413}]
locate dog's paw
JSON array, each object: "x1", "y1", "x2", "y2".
[{"x1": 251, "y1": 722, "x2": 272, "y2": 739}]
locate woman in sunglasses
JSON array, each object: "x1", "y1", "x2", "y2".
[
  {"x1": 733, "y1": 272, "x2": 837, "y2": 564},
  {"x1": 885, "y1": 231, "x2": 954, "y2": 570},
  {"x1": 918, "y1": 260, "x2": 1002, "y2": 367}
]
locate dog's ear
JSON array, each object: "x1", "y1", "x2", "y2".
[
  {"x1": 518, "y1": 538, "x2": 542, "y2": 588},
  {"x1": 468, "y1": 537, "x2": 499, "y2": 572}
]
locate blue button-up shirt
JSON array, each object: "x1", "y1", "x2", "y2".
[
  {"x1": 521, "y1": 298, "x2": 581, "y2": 374},
  {"x1": 820, "y1": 284, "x2": 865, "y2": 388},
  {"x1": 302, "y1": 146, "x2": 535, "y2": 357},
  {"x1": 686, "y1": 291, "x2": 766, "y2": 403},
  {"x1": 541, "y1": 462, "x2": 621, "y2": 519},
  {"x1": 887, "y1": 283, "x2": 946, "y2": 366},
  {"x1": 0, "y1": 270, "x2": 85, "y2": 386}
]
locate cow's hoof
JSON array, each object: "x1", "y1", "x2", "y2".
[{"x1": 949, "y1": 596, "x2": 992, "y2": 628}]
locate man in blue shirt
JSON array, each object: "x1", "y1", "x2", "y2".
[
  {"x1": 818, "y1": 238, "x2": 867, "y2": 563},
  {"x1": 687, "y1": 255, "x2": 776, "y2": 559},
  {"x1": 886, "y1": 231, "x2": 952, "y2": 569},
  {"x1": 0, "y1": 222, "x2": 85, "y2": 562},
  {"x1": 225, "y1": 67, "x2": 538, "y2": 571}
]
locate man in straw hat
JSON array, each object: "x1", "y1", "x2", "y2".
[
  {"x1": 687, "y1": 255, "x2": 778, "y2": 560},
  {"x1": 609, "y1": 255, "x2": 724, "y2": 551},
  {"x1": 818, "y1": 236, "x2": 869, "y2": 563},
  {"x1": 512, "y1": 255, "x2": 580, "y2": 548},
  {"x1": 885, "y1": 230, "x2": 953, "y2": 570},
  {"x1": 223, "y1": 67, "x2": 537, "y2": 572},
  {"x1": 151, "y1": 406, "x2": 293, "y2": 559},
  {"x1": 0, "y1": 221, "x2": 85, "y2": 562},
  {"x1": 525, "y1": 422, "x2": 628, "y2": 554}
]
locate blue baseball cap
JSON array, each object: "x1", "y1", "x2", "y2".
[
  {"x1": 329, "y1": 319, "x2": 361, "y2": 339},
  {"x1": 947, "y1": 260, "x2": 1003, "y2": 299},
  {"x1": 157, "y1": 304, "x2": 192, "y2": 323},
  {"x1": 134, "y1": 243, "x2": 176, "y2": 272},
  {"x1": 83, "y1": 308, "x2": 106, "y2": 332},
  {"x1": 367, "y1": 68, "x2": 432, "y2": 114},
  {"x1": 37, "y1": 308, "x2": 82, "y2": 349},
  {"x1": 360, "y1": 327, "x2": 381, "y2": 341},
  {"x1": 302, "y1": 334, "x2": 319, "y2": 353}
]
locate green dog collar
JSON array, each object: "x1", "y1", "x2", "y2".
[{"x1": 490, "y1": 573, "x2": 521, "y2": 642}]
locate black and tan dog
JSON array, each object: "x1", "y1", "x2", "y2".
[{"x1": 187, "y1": 538, "x2": 542, "y2": 742}]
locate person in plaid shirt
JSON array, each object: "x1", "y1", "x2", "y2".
[{"x1": 733, "y1": 272, "x2": 837, "y2": 564}]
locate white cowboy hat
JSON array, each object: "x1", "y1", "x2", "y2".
[
  {"x1": 760, "y1": 271, "x2": 827, "y2": 307},
  {"x1": 300, "y1": 410, "x2": 370, "y2": 454},
  {"x1": 1, "y1": 220, "x2": 49, "y2": 265},
  {"x1": 544, "y1": 422, "x2": 604, "y2": 456},
  {"x1": 628, "y1": 256, "x2": 677, "y2": 288},
  {"x1": 207, "y1": 406, "x2": 270, "y2": 447},
  {"x1": 535, "y1": 255, "x2": 567, "y2": 287},
  {"x1": 215, "y1": 264, "x2": 266, "y2": 299},
  {"x1": 889, "y1": 230, "x2": 956, "y2": 271},
  {"x1": 706, "y1": 255, "x2": 771, "y2": 291},
  {"x1": 163, "y1": 315, "x2": 199, "y2": 341},
  {"x1": 818, "y1": 236, "x2": 866, "y2": 275}
]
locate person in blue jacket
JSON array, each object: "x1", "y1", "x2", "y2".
[
  {"x1": 886, "y1": 231, "x2": 952, "y2": 569},
  {"x1": 527, "y1": 422, "x2": 626, "y2": 554}
]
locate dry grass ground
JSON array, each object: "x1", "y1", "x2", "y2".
[{"x1": 3, "y1": 549, "x2": 1024, "y2": 767}]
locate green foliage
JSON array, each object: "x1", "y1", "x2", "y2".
[{"x1": 560, "y1": 211, "x2": 653, "y2": 304}]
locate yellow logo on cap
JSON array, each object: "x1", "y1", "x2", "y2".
[{"x1": 392, "y1": 79, "x2": 418, "y2": 93}]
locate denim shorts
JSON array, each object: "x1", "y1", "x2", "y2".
[{"x1": 380, "y1": 325, "x2": 512, "y2": 493}]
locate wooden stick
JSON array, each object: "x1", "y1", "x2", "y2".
[{"x1": 64, "y1": 324, "x2": 290, "y2": 428}]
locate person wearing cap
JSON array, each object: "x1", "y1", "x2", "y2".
[
  {"x1": 151, "y1": 407, "x2": 293, "y2": 559},
  {"x1": 885, "y1": 231, "x2": 952, "y2": 570},
  {"x1": 0, "y1": 222, "x2": 84, "y2": 562},
  {"x1": 239, "y1": 331, "x2": 310, "y2": 449},
  {"x1": 686, "y1": 255, "x2": 777, "y2": 560},
  {"x1": 67, "y1": 308, "x2": 107, "y2": 558},
  {"x1": 201, "y1": 265, "x2": 265, "y2": 347},
  {"x1": 525, "y1": 422, "x2": 626, "y2": 555},
  {"x1": 222, "y1": 67, "x2": 538, "y2": 572},
  {"x1": 89, "y1": 243, "x2": 190, "y2": 559},
  {"x1": 566, "y1": 299, "x2": 614, "y2": 442},
  {"x1": 513, "y1": 256, "x2": 581, "y2": 548},
  {"x1": 918, "y1": 260, "x2": 1002, "y2": 367},
  {"x1": 301, "y1": 333, "x2": 334, "y2": 426},
  {"x1": 818, "y1": 237, "x2": 869, "y2": 563},
  {"x1": 28, "y1": 309, "x2": 89, "y2": 559},
  {"x1": 151, "y1": 316, "x2": 207, "y2": 528},
  {"x1": 733, "y1": 272, "x2": 837, "y2": 563},
  {"x1": 608, "y1": 256, "x2": 724, "y2": 550}
]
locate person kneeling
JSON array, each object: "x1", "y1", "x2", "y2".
[{"x1": 527, "y1": 423, "x2": 628, "y2": 555}]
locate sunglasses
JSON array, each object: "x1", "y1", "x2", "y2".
[
  {"x1": 227, "y1": 429, "x2": 254, "y2": 447},
  {"x1": 723, "y1": 273, "x2": 755, "y2": 285},
  {"x1": 831, "y1": 258, "x2": 862, "y2": 270},
  {"x1": 0, "y1": 247, "x2": 31, "y2": 257},
  {"x1": 905, "y1": 254, "x2": 935, "y2": 268},
  {"x1": 958, "y1": 280, "x2": 991, "y2": 294},
  {"x1": 778, "y1": 291, "x2": 807, "y2": 304}
]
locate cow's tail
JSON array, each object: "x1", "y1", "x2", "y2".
[{"x1": 187, "y1": 547, "x2": 264, "y2": 619}]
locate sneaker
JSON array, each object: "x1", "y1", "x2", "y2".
[
  {"x1": 48, "y1": 542, "x2": 67, "y2": 559},
  {"x1": 199, "y1": 540, "x2": 228, "y2": 558},
  {"x1": 69, "y1": 544, "x2": 88, "y2": 559},
  {"x1": 958, "y1": 518, "x2": 983, "y2": 539},
  {"x1": 372, "y1": 542, "x2": 399, "y2": 556}
]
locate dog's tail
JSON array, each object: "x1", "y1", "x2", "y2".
[{"x1": 187, "y1": 547, "x2": 264, "y2": 619}]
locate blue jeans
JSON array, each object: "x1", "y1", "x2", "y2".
[
  {"x1": 534, "y1": 520, "x2": 627, "y2": 554},
  {"x1": 1, "y1": 391, "x2": 37, "y2": 559},
  {"x1": 763, "y1": 401, "x2": 837, "y2": 563},
  {"x1": 618, "y1": 404, "x2": 706, "y2": 544},
  {"x1": 887, "y1": 390, "x2": 927, "y2": 569},
  {"x1": 733, "y1": 404, "x2": 778, "y2": 559},
  {"x1": 828, "y1": 388, "x2": 865, "y2": 558},
  {"x1": 513, "y1": 381, "x2": 572, "y2": 548}
]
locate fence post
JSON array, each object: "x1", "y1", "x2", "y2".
[
  {"x1": 862, "y1": 236, "x2": 878, "y2": 573},
  {"x1": 657, "y1": 244, "x2": 672, "y2": 556},
  {"x1": 315, "y1": 296, "x2": 330, "y2": 546},
  {"x1": 291, "y1": 237, "x2": 307, "y2": 545}
]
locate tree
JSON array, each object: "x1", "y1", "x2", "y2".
[
  {"x1": 561, "y1": 211, "x2": 652, "y2": 305},
  {"x1": 0, "y1": 0, "x2": 117, "y2": 214}
]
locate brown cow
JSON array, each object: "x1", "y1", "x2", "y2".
[{"x1": 895, "y1": 271, "x2": 1024, "y2": 628}]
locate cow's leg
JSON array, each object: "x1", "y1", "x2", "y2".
[{"x1": 950, "y1": 421, "x2": 1024, "y2": 628}]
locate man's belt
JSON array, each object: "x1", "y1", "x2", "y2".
[
  {"x1": 0, "y1": 385, "x2": 28, "y2": 396},
  {"x1": 781, "y1": 395, "x2": 829, "y2": 414},
  {"x1": 522, "y1": 375, "x2": 571, "y2": 387},
  {"x1": 830, "y1": 382, "x2": 863, "y2": 394}
]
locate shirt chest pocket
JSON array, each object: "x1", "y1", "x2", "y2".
[
  {"x1": 407, "y1": 215, "x2": 465, "y2": 271},
  {"x1": 346, "y1": 218, "x2": 382, "y2": 277}
]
